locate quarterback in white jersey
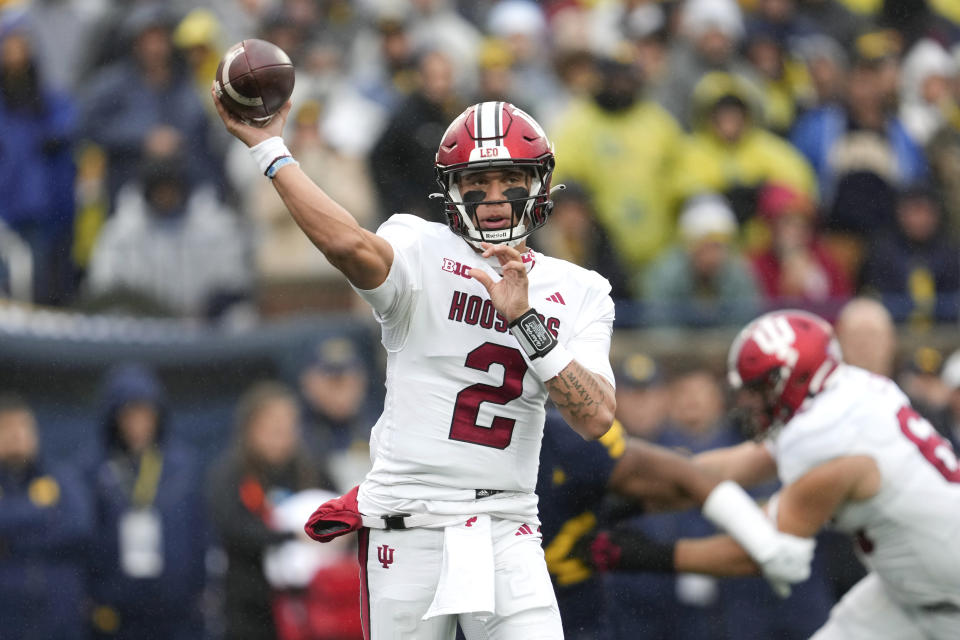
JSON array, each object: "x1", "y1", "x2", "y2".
[
  {"x1": 357, "y1": 214, "x2": 615, "y2": 523},
  {"x1": 212, "y1": 95, "x2": 617, "y2": 639},
  {"x1": 680, "y1": 310, "x2": 960, "y2": 639}
]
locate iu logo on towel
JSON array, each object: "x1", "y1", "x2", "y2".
[{"x1": 377, "y1": 544, "x2": 395, "y2": 569}]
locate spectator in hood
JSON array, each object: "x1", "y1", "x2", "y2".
[
  {"x1": 673, "y1": 72, "x2": 818, "y2": 218},
  {"x1": 859, "y1": 184, "x2": 960, "y2": 322},
  {"x1": 551, "y1": 51, "x2": 682, "y2": 271},
  {"x1": 85, "y1": 150, "x2": 252, "y2": 320},
  {"x1": 87, "y1": 363, "x2": 206, "y2": 640},
  {"x1": 0, "y1": 394, "x2": 93, "y2": 640},
  {"x1": 0, "y1": 13, "x2": 78, "y2": 305},
  {"x1": 297, "y1": 335, "x2": 374, "y2": 491},
  {"x1": 898, "y1": 38, "x2": 957, "y2": 146},
  {"x1": 748, "y1": 182, "x2": 851, "y2": 307}
]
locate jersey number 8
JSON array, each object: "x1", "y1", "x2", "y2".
[{"x1": 897, "y1": 406, "x2": 960, "y2": 483}]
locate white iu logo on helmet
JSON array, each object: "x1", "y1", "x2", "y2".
[{"x1": 753, "y1": 316, "x2": 799, "y2": 368}]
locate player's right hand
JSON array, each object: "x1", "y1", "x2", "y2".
[{"x1": 210, "y1": 82, "x2": 292, "y2": 148}]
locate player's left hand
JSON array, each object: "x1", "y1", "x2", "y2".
[
  {"x1": 756, "y1": 530, "x2": 815, "y2": 593},
  {"x1": 469, "y1": 242, "x2": 531, "y2": 322}
]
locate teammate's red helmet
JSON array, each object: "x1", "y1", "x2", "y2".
[
  {"x1": 727, "y1": 310, "x2": 843, "y2": 436},
  {"x1": 435, "y1": 101, "x2": 556, "y2": 247}
]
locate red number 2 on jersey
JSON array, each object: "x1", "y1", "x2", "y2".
[
  {"x1": 449, "y1": 342, "x2": 528, "y2": 449},
  {"x1": 896, "y1": 406, "x2": 960, "y2": 483}
]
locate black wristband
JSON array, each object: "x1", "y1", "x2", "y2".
[{"x1": 508, "y1": 308, "x2": 558, "y2": 359}]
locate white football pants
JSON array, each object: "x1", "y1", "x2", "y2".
[
  {"x1": 358, "y1": 517, "x2": 563, "y2": 640},
  {"x1": 811, "y1": 572, "x2": 960, "y2": 640}
]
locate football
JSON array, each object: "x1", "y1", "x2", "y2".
[{"x1": 214, "y1": 39, "x2": 295, "y2": 125}]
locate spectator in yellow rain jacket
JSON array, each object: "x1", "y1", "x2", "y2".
[
  {"x1": 551, "y1": 53, "x2": 682, "y2": 270},
  {"x1": 673, "y1": 72, "x2": 818, "y2": 221}
]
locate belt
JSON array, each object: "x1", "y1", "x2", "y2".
[
  {"x1": 362, "y1": 490, "x2": 505, "y2": 530},
  {"x1": 361, "y1": 513, "x2": 453, "y2": 530}
]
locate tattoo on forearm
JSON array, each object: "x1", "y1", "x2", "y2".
[{"x1": 546, "y1": 360, "x2": 607, "y2": 422}]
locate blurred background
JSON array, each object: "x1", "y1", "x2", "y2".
[{"x1": 1, "y1": 0, "x2": 960, "y2": 638}]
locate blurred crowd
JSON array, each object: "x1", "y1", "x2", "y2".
[
  {"x1": 1, "y1": 334, "x2": 375, "y2": 640},
  {"x1": 1, "y1": 0, "x2": 960, "y2": 325}
]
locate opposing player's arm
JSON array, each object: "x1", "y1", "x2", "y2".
[
  {"x1": 211, "y1": 91, "x2": 392, "y2": 289},
  {"x1": 607, "y1": 438, "x2": 717, "y2": 511},
  {"x1": 674, "y1": 454, "x2": 881, "y2": 575},
  {"x1": 693, "y1": 441, "x2": 778, "y2": 488}
]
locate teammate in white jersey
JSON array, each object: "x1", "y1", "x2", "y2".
[
  {"x1": 606, "y1": 310, "x2": 960, "y2": 639},
  {"x1": 212, "y1": 92, "x2": 815, "y2": 639}
]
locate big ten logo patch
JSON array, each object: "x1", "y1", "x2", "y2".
[{"x1": 441, "y1": 258, "x2": 472, "y2": 279}]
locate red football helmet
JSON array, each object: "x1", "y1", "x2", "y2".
[
  {"x1": 727, "y1": 310, "x2": 843, "y2": 436},
  {"x1": 434, "y1": 101, "x2": 556, "y2": 247}
]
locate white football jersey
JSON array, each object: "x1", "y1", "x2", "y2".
[
  {"x1": 771, "y1": 365, "x2": 960, "y2": 607},
  {"x1": 353, "y1": 215, "x2": 615, "y2": 524}
]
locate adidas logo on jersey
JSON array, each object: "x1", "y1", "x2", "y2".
[
  {"x1": 545, "y1": 292, "x2": 565, "y2": 305},
  {"x1": 515, "y1": 524, "x2": 535, "y2": 536}
]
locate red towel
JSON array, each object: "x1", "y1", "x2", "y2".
[{"x1": 304, "y1": 485, "x2": 362, "y2": 542}]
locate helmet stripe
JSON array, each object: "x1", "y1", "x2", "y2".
[
  {"x1": 473, "y1": 102, "x2": 481, "y2": 147},
  {"x1": 494, "y1": 101, "x2": 502, "y2": 145},
  {"x1": 478, "y1": 101, "x2": 498, "y2": 147}
]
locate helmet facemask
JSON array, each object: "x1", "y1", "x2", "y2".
[
  {"x1": 439, "y1": 161, "x2": 554, "y2": 249},
  {"x1": 729, "y1": 368, "x2": 791, "y2": 441}
]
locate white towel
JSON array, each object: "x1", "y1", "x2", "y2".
[{"x1": 423, "y1": 514, "x2": 496, "y2": 619}]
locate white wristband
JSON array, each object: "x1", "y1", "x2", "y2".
[
  {"x1": 527, "y1": 343, "x2": 574, "y2": 382},
  {"x1": 702, "y1": 480, "x2": 779, "y2": 562},
  {"x1": 249, "y1": 136, "x2": 291, "y2": 175}
]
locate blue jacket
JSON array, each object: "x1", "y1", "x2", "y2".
[
  {"x1": 79, "y1": 60, "x2": 217, "y2": 203},
  {"x1": 0, "y1": 82, "x2": 75, "y2": 229},
  {"x1": 87, "y1": 364, "x2": 206, "y2": 625},
  {"x1": 790, "y1": 105, "x2": 927, "y2": 203},
  {"x1": 0, "y1": 460, "x2": 93, "y2": 640}
]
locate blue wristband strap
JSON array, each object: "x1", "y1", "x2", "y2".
[{"x1": 265, "y1": 155, "x2": 299, "y2": 179}]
